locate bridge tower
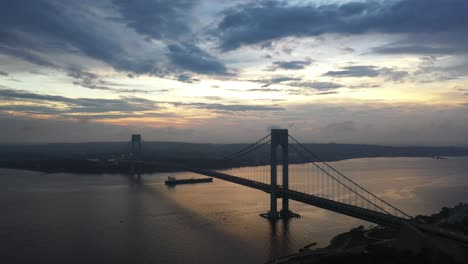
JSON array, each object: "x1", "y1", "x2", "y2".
[
  {"x1": 267, "y1": 129, "x2": 295, "y2": 219},
  {"x1": 129, "y1": 134, "x2": 142, "y2": 181},
  {"x1": 131, "y1": 134, "x2": 142, "y2": 160}
]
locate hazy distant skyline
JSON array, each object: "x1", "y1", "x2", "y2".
[{"x1": 1, "y1": 0, "x2": 468, "y2": 145}]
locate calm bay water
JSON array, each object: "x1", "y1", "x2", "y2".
[{"x1": 1, "y1": 157, "x2": 468, "y2": 263}]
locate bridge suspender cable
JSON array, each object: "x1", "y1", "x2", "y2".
[
  {"x1": 289, "y1": 135, "x2": 410, "y2": 218},
  {"x1": 288, "y1": 143, "x2": 394, "y2": 216},
  {"x1": 216, "y1": 132, "x2": 411, "y2": 220},
  {"x1": 288, "y1": 135, "x2": 412, "y2": 219}
]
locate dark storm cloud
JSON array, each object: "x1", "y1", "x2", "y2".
[
  {"x1": 175, "y1": 102, "x2": 284, "y2": 112},
  {"x1": 167, "y1": 44, "x2": 229, "y2": 75},
  {"x1": 0, "y1": 0, "x2": 156, "y2": 73},
  {"x1": 372, "y1": 45, "x2": 458, "y2": 55},
  {"x1": 111, "y1": 0, "x2": 230, "y2": 75},
  {"x1": 267, "y1": 60, "x2": 312, "y2": 71},
  {"x1": 203, "y1": 96, "x2": 225, "y2": 101},
  {"x1": 0, "y1": 88, "x2": 158, "y2": 113},
  {"x1": 315, "y1": 91, "x2": 339, "y2": 96},
  {"x1": 0, "y1": 45, "x2": 56, "y2": 67},
  {"x1": 324, "y1": 65, "x2": 409, "y2": 81},
  {"x1": 250, "y1": 77, "x2": 345, "y2": 92},
  {"x1": 324, "y1": 66, "x2": 380, "y2": 78},
  {"x1": 0, "y1": 88, "x2": 71, "y2": 103},
  {"x1": 67, "y1": 70, "x2": 98, "y2": 81},
  {"x1": 252, "y1": 76, "x2": 301, "y2": 87},
  {"x1": 288, "y1": 81, "x2": 343, "y2": 90},
  {"x1": 62, "y1": 111, "x2": 177, "y2": 120},
  {"x1": 0, "y1": 104, "x2": 61, "y2": 114},
  {"x1": 176, "y1": 73, "x2": 200, "y2": 83},
  {"x1": 267, "y1": 77, "x2": 301, "y2": 83},
  {"x1": 246, "y1": 88, "x2": 283, "y2": 92},
  {"x1": 0, "y1": 104, "x2": 150, "y2": 120},
  {"x1": 382, "y1": 69, "x2": 409, "y2": 82},
  {"x1": 0, "y1": 71, "x2": 8, "y2": 76},
  {"x1": 112, "y1": 0, "x2": 195, "y2": 40},
  {"x1": 66, "y1": 97, "x2": 158, "y2": 113},
  {"x1": 0, "y1": 88, "x2": 282, "y2": 119},
  {"x1": 68, "y1": 69, "x2": 154, "y2": 94},
  {"x1": 455, "y1": 88, "x2": 468, "y2": 96},
  {"x1": 0, "y1": 0, "x2": 228, "y2": 76},
  {"x1": 414, "y1": 57, "x2": 468, "y2": 81},
  {"x1": 216, "y1": 0, "x2": 468, "y2": 53}
]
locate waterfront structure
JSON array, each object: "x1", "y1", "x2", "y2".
[{"x1": 135, "y1": 130, "x2": 468, "y2": 246}]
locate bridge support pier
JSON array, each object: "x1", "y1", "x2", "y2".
[{"x1": 262, "y1": 129, "x2": 299, "y2": 220}]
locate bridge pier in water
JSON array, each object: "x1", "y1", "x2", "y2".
[{"x1": 265, "y1": 129, "x2": 299, "y2": 220}]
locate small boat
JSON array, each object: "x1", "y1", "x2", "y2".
[
  {"x1": 432, "y1": 156, "x2": 447, "y2": 160},
  {"x1": 164, "y1": 176, "x2": 213, "y2": 185}
]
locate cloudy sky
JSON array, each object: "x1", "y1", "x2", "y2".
[{"x1": 1, "y1": 0, "x2": 467, "y2": 145}]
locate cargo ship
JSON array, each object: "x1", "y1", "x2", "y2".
[{"x1": 165, "y1": 176, "x2": 213, "y2": 185}]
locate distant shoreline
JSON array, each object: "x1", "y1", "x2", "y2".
[{"x1": 0, "y1": 155, "x2": 466, "y2": 175}]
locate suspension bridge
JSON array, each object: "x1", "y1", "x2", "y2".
[
  {"x1": 128, "y1": 129, "x2": 468, "y2": 244},
  {"x1": 180, "y1": 129, "x2": 410, "y2": 226}
]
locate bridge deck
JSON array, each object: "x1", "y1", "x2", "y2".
[
  {"x1": 186, "y1": 167, "x2": 406, "y2": 227},
  {"x1": 152, "y1": 163, "x2": 468, "y2": 242}
]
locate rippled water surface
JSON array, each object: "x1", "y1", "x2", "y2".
[{"x1": 1, "y1": 157, "x2": 468, "y2": 263}]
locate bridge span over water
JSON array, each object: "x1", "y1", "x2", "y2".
[
  {"x1": 185, "y1": 167, "x2": 405, "y2": 227},
  {"x1": 130, "y1": 129, "x2": 468, "y2": 244}
]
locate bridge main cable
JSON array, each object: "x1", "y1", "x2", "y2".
[
  {"x1": 289, "y1": 135, "x2": 412, "y2": 219},
  {"x1": 223, "y1": 134, "x2": 271, "y2": 160},
  {"x1": 224, "y1": 139, "x2": 271, "y2": 161}
]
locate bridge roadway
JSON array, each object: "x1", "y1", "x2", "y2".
[
  {"x1": 150, "y1": 162, "x2": 468, "y2": 243},
  {"x1": 184, "y1": 167, "x2": 468, "y2": 243},
  {"x1": 184, "y1": 167, "x2": 406, "y2": 227}
]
